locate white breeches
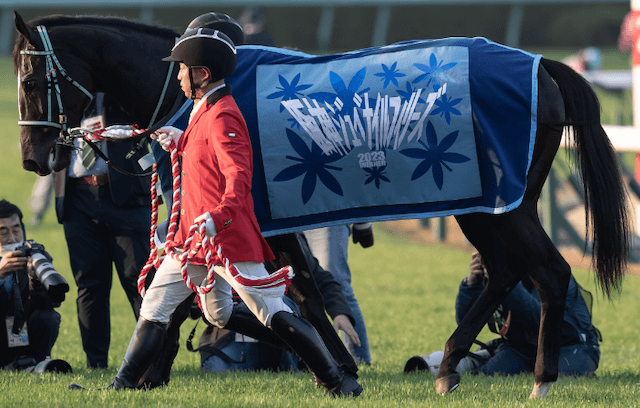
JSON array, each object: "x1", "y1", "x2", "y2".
[{"x1": 139, "y1": 255, "x2": 292, "y2": 327}]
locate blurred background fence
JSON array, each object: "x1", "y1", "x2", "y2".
[{"x1": 0, "y1": 0, "x2": 631, "y2": 56}]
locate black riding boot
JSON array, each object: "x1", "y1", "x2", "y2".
[
  {"x1": 223, "y1": 303, "x2": 292, "y2": 352},
  {"x1": 270, "y1": 311, "x2": 362, "y2": 397},
  {"x1": 111, "y1": 318, "x2": 167, "y2": 389},
  {"x1": 139, "y1": 294, "x2": 195, "y2": 389}
]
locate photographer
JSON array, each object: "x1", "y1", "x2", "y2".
[
  {"x1": 0, "y1": 199, "x2": 64, "y2": 369},
  {"x1": 455, "y1": 252, "x2": 600, "y2": 376},
  {"x1": 406, "y1": 251, "x2": 600, "y2": 377}
]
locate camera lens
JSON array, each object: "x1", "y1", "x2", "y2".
[{"x1": 30, "y1": 252, "x2": 69, "y2": 303}]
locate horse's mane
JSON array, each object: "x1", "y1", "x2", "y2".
[{"x1": 13, "y1": 14, "x2": 179, "y2": 69}]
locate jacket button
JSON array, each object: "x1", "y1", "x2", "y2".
[
  {"x1": 181, "y1": 190, "x2": 186, "y2": 196},
  {"x1": 180, "y1": 209, "x2": 185, "y2": 215}
]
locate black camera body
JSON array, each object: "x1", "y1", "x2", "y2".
[{"x1": 16, "y1": 240, "x2": 69, "y2": 304}]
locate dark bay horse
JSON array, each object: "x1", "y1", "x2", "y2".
[{"x1": 13, "y1": 12, "x2": 630, "y2": 398}]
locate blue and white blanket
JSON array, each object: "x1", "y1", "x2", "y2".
[{"x1": 170, "y1": 37, "x2": 541, "y2": 237}]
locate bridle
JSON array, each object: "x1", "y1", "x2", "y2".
[
  {"x1": 18, "y1": 25, "x2": 93, "y2": 136},
  {"x1": 18, "y1": 25, "x2": 177, "y2": 149}
]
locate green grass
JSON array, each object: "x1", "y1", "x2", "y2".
[{"x1": 2, "y1": 53, "x2": 640, "y2": 407}]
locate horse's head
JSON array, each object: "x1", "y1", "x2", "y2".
[{"x1": 13, "y1": 11, "x2": 93, "y2": 175}]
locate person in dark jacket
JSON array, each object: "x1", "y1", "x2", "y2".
[
  {"x1": 455, "y1": 251, "x2": 600, "y2": 376},
  {"x1": 0, "y1": 199, "x2": 62, "y2": 369},
  {"x1": 53, "y1": 93, "x2": 151, "y2": 369}
]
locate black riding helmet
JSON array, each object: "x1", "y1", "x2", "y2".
[
  {"x1": 163, "y1": 28, "x2": 237, "y2": 99},
  {"x1": 186, "y1": 12, "x2": 244, "y2": 46}
]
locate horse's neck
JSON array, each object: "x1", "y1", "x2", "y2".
[
  {"x1": 60, "y1": 25, "x2": 178, "y2": 127},
  {"x1": 99, "y1": 38, "x2": 178, "y2": 128}
]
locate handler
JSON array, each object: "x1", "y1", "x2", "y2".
[{"x1": 72, "y1": 27, "x2": 361, "y2": 397}]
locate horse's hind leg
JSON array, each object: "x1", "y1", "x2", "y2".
[
  {"x1": 520, "y1": 64, "x2": 573, "y2": 398},
  {"x1": 439, "y1": 63, "x2": 570, "y2": 397},
  {"x1": 439, "y1": 207, "x2": 571, "y2": 398},
  {"x1": 490, "y1": 202, "x2": 572, "y2": 398}
]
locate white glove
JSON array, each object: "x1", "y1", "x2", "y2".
[
  {"x1": 99, "y1": 125, "x2": 140, "y2": 140},
  {"x1": 194, "y1": 212, "x2": 217, "y2": 238},
  {"x1": 151, "y1": 126, "x2": 184, "y2": 151}
]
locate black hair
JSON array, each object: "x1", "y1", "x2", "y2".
[{"x1": 0, "y1": 199, "x2": 23, "y2": 221}]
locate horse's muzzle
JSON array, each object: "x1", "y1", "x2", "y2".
[{"x1": 22, "y1": 158, "x2": 48, "y2": 175}]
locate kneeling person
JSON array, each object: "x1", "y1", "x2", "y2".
[{"x1": 406, "y1": 251, "x2": 600, "y2": 377}]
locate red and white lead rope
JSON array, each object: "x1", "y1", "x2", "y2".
[
  {"x1": 137, "y1": 138, "x2": 294, "y2": 305},
  {"x1": 137, "y1": 143, "x2": 182, "y2": 296}
]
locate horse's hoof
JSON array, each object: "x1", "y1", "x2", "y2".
[
  {"x1": 435, "y1": 373, "x2": 461, "y2": 395},
  {"x1": 529, "y1": 382, "x2": 552, "y2": 399}
]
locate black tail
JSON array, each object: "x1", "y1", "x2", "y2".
[{"x1": 540, "y1": 58, "x2": 630, "y2": 297}]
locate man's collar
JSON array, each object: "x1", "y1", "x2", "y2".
[
  {"x1": 206, "y1": 84, "x2": 232, "y2": 105},
  {"x1": 192, "y1": 83, "x2": 231, "y2": 118}
]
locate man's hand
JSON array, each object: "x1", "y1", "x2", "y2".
[
  {"x1": 466, "y1": 251, "x2": 487, "y2": 286},
  {"x1": 194, "y1": 212, "x2": 217, "y2": 238},
  {"x1": 150, "y1": 126, "x2": 184, "y2": 151},
  {"x1": 352, "y1": 222, "x2": 374, "y2": 248},
  {"x1": 0, "y1": 250, "x2": 28, "y2": 279},
  {"x1": 333, "y1": 314, "x2": 361, "y2": 348}
]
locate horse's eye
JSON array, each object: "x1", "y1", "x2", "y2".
[{"x1": 22, "y1": 78, "x2": 37, "y2": 92}]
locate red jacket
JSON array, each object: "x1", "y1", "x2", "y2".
[{"x1": 166, "y1": 89, "x2": 274, "y2": 265}]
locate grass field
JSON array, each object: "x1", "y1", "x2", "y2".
[{"x1": 1, "y1": 49, "x2": 640, "y2": 407}]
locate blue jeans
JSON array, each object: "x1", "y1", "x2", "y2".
[
  {"x1": 303, "y1": 225, "x2": 372, "y2": 364},
  {"x1": 480, "y1": 343, "x2": 598, "y2": 376}
]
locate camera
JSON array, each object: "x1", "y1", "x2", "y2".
[{"x1": 16, "y1": 240, "x2": 69, "y2": 303}]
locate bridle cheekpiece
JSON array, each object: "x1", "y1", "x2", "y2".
[{"x1": 18, "y1": 25, "x2": 93, "y2": 134}]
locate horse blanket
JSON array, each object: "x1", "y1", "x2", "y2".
[{"x1": 167, "y1": 37, "x2": 541, "y2": 237}]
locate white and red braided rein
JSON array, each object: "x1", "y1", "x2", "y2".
[{"x1": 137, "y1": 139, "x2": 294, "y2": 306}]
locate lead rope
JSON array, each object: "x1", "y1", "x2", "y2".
[
  {"x1": 138, "y1": 142, "x2": 181, "y2": 296},
  {"x1": 138, "y1": 140, "x2": 294, "y2": 309}
]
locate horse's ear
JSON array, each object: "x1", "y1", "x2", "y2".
[{"x1": 14, "y1": 10, "x2": 38, "y2": 45}]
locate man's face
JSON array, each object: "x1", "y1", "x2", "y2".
[
  {"x1": 177, "y1": 63, "x2": 192, "y2": 98},
  {"x1": 0, "y1": 214, "x2": 23, "y2": 246},
  {"x1": 177, "y1": 63, "x2": 209, "y2": 98}
]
